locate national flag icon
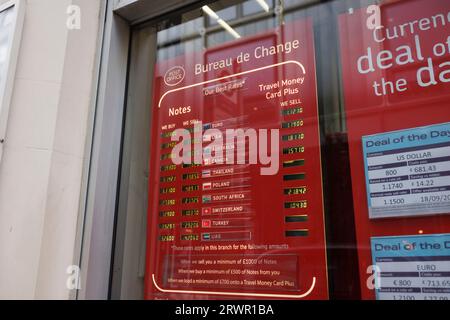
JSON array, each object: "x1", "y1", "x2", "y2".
[
  {"x1": 202, "y1": 169, "x2": 211, "y2": 178},
  {"x1": 202, "y1": 233, "x2": 210, "y2": 241},
  {"x1": 203, "y1": 182, "x2": 212, "y2": 190},
  {"x1": 202, "y1": 195, "x2": 211, "y2": 203},
  {"x1": 202, "y1": 207, "x2": 211, "y2": 215},
  {"x1": 202, "y1": 220, "x2": 211, "y2": 228}
]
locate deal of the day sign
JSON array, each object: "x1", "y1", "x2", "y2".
[
  {"x1": 363, "y1": 122, "x2": 450, "y2": 219},
  {"x1": 371, "y1": 234, "x2": 450, "y2": 300},
  {"x1": 339, "y1": 0, "x2": 450, "y2": 299}
]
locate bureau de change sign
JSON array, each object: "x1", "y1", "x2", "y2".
[{"x1": 144, "y1": 18, "x2": 328, "y2": 299}]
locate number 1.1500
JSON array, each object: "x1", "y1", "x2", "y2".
[{"x1": 383, "y1": 198, "x2": 405, "y2": 205}]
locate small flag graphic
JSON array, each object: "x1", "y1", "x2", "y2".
[
  {"x1": 202, "y1": 170, "x2": 211, "y2": 178},
  {"x1": 203, "y1": 182, "x2": 212, "y2": 190},
  {"x1": 202, "y1": 220, "x2": 211, "y2": 228},
  {"x1": 202, "y1": 233, "x2": 210, "y2": 241}
]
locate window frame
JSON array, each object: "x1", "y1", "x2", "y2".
[{"x1": 0, "y1": 0, "x2": 25, "y2": 163}]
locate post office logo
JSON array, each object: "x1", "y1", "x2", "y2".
[{"x1": 164, "y1": 66, "x2": 185, "y2": 86}]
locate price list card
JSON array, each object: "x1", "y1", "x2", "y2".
[
  {"x1": 363, "y1": 122, "x2": 450, "y2": 219},
  {"x1": 372, "y1": 234, "x2": 450, "y2": 300}
]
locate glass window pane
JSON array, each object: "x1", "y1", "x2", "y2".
[
  {"x1": 117, "y1": 0, "x2": 450, "y2": 300},
  {"x1": 0, "y1": 5, "x2": 14, "y2": 115}
]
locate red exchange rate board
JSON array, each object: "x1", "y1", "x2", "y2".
[{"x1": 144, "y1": 18, "x2": 329, "y2": 300}]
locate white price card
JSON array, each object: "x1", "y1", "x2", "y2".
[
  {"x1": 371, "y1": 234, "x2": 450, "y2": 300},
  {"x1": 362, "y1": 122, "x2": 450, "y2": 219}
]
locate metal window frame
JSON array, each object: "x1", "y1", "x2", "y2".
[
  {"x1": 0, "y1": 0, "x2": 25, "y2": 163},
  {"x1": 75, "y1": 0, "x2": 331, "y2": 300},
  {"x1": 75, "y1": 0, "x2": 203, "y2": 300}
]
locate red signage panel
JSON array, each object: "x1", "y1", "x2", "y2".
[
  {"x1": 145, "y1": 18, "x2": 328, "y2": 299},
  {"x1": 339, "y1": 0, "x2": 450, "y2": 299}
]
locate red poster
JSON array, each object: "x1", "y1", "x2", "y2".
[
  {"x1": 339, "y1": 0, "x2": 450, "y2": 299},
  {"x1": 145, "y1": 18, "x2": 328, "y2": 299}
]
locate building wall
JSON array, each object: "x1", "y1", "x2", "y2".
[{"x1": 0, "y1": 0, "x2": 103, "y2": 299}]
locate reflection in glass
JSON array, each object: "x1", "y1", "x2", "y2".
[{"x1": 0, "y1": 5, "x2": 14, "y2": 116}]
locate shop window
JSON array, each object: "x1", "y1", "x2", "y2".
[{"x1": 113, "y1": 0, "x2": 450, "y2": 300}]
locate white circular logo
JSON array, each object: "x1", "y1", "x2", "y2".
[{"x1": 164, "y1": 66, "x2": 185, "y2": 86}]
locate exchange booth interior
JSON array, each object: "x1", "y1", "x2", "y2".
[{"x1": 82, "y1": 0, "x2": 450, "y2": 300}]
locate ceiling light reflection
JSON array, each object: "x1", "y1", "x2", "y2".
[{"x1": 202, "y1": 5, "x2": 241, "y2": 39}]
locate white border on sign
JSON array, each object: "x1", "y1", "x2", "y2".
[{"x1": 153, "y1": 60, "x2": 318, "y2": 299}]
